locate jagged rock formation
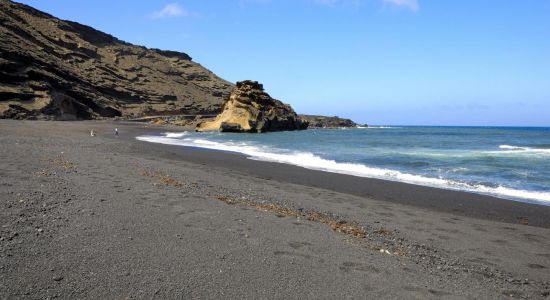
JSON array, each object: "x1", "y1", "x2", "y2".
[
  {"x1": 0, "y1": 0, "x2": 233, "y2": 120},
  {"x1": 196, "y1": 80, "x2": 308, "y2": 133},
  {"x1": 299, "y1": 114, "x2": 360, "y2": 128}
]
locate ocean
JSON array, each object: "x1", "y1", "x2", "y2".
[{"x1": 137, "y1": 126, "x2": 550, "y2": 205}]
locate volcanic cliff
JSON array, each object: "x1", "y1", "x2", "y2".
[
  {"x1": 0, "y1": 1, "x2": 365, "y2": 131},
  {"x1": 0, "y1": 0, "x2": 233, "y2": 120}
]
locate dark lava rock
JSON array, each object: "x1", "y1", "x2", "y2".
[
  {"x1": 299, "y1": 114, "x2": 361, "y2": 128},
  {"x1": 219, "y1": 122, "x2": 243, "y2": 132}
]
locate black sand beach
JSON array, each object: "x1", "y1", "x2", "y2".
[{"x1": 1, "y1": 120, "x2": 549, "y2": 299}]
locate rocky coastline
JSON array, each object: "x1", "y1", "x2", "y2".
[{"x1": 299, "y1": 114, "x2": 365, "y2": 128}]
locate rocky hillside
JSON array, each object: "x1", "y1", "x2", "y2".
[
  {"x1": 197, "y1": 80, "x2": 308, "y2": 133},
  {"x1": 0, "y1": 0, "x2": 233, "y2": 120},
  {"x1": 299, "y1": 115, "x2": 360, "y2": 128}
]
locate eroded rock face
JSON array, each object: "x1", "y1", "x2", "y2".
[
  {"x1": 196, "y1": 80, "x2": 308, "y2": 133},
  {"x1": 0, "y1": 1, "x2": 233, "y2": 120}
]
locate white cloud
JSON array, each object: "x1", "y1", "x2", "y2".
[
  {"x1": 150, "y1": 3, "x2": 188, "y2": 19},
  {"x1": 383, "y1": 0, "x2": 419, "y2": 12}
]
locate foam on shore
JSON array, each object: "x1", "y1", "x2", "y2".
[{"x1": 137, "y1": 133, "x2": 550, "y2": 204}]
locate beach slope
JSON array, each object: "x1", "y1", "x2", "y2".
[{"x1": 1, "y1": 120, "x2": 549, "y2": 299}]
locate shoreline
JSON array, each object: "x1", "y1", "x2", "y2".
[
  {"x1": 128, "y1": 125, "x2": 550, "y2": 228},
  {"x1": 137, "y1": 132, "x2": 550, "y2": 207}
]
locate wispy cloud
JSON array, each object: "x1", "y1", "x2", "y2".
[
  {"x1": 150, "y1": 3, "x2": 188, "y2": 19},
  {"x1": 383, "y1": 0, "x2": 419, "y2": 12}
]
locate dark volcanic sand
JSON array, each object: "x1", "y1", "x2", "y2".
[{"x1": 1, "y1": 120, "x2": 549, "y2": 299}]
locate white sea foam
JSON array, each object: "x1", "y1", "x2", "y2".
[
  {"x1": 496, "y1": 145, "x2": 550, "y2": 155},
  {"x1": 500, "y1": 145, "x2": 523, "y2": 150},
  {"x1": 136, "y1": 134, "x2": 550, "y2": 204},
  {"x1": 165, "y1": 132, "x2": 189, "y2": 138},
  {"x1": 345, "y1": 125, "x2": 400, "y2": 129}
]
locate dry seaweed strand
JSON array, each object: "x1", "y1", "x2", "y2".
[
  {"x1": 42, "y1": 156, "x2": 77, "y2": 170},
  {"x1": 373, "y1": 228, "x2": 394, "y2": 236},
  {"x1": 216, "y1": 195, "x2": 367, "y2": 239},
  {"x1": 138, "y1": 168, "x2": 184, "y2": 187},
  {"x1": 36, "y1": 156, "x2": 77, "y2": 176},
  {"x1": 139, "y1": 168, "x2": 405, "y2": 255}
]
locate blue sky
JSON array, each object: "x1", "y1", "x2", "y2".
[{"x1": 17, "y1": 0, "x2": 550, "y2": 126}]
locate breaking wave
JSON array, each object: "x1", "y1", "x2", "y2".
[
  {"x1": 496, "y1": 145, "x2": 550, "y2": 155},
  {"x1": 165, "y1": 132, "x2": 189, "y2": 138},
  {"x1": 136, "y1": 133, "x2": 550, "y2": 204}
]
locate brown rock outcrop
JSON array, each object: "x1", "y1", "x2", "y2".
[
  {"x1": 0, "y1": 0, "x2": 233, "y2": 120},
  {"x1": 196, "y1": 80, "x2": 308, "y2": 133}
]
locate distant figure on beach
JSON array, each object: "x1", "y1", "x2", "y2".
[
  {"x1": 90, "y1": 129, "x2": 96, "y2": 137},
  {"x1": 114, "y1": 128, "x2": 119, "y2": 136}
]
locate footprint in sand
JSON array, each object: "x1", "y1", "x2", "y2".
[
  {"x1": 273, "y1": 250, "x2": 312, "y2": 260},
  {"x1": 527, "y1": 263, "x2": 546, "y2": 269},
  {"x1": 523, "y1": 233, "x2": 542, "y2": 243},
  {"x1": 288, "y1": 241, "x2": 312, "y2": 250},
  {"x1": 339, "y1": 261, "x2": 380, "y2": 274},
  {"x1": 402, "y1": 286, "x2": 452, "y2": 297},
  {"x1": 491, "y1": 239, "x2": 509, "y2": 245}
]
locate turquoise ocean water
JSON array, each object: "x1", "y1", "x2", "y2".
[{"x1": 137, "y1": 126, "x2": 550, "y2": 205}]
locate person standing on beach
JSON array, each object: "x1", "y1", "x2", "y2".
[{"x1": 114, "y1": 128, "x2": 119, "y2": 136}]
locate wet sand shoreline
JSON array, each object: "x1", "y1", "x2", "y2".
[{"x1": 128, "y1": 123, "x2": 550, "y2": 228}]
